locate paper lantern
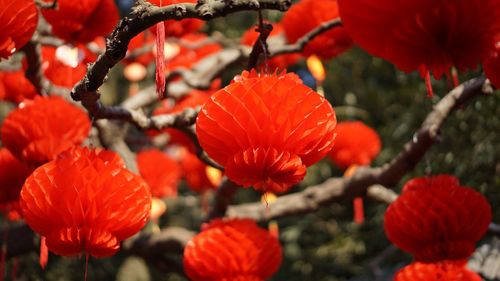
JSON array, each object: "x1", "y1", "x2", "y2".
[
  {"x1": 0, "y1": 148, "x2": 32, "y2": 220},
  {"x1": 41, "y1": 0, "x2": 119, "y2": 43},
  {"x1": 0, "y1": 0, "x2": 38, "y2": 59},
  {"x1": 196, "y1": 70, "x2": 336, "y2": 194},
  {"x1": 0, "y1": 70, "x2": 37, "y2": 103},
  {"x1": 338, "y1": 0, "x2": 500, "y2": 90},
  {"x1": 1, "y1": 96, "x2": 91, "y2": 166},
  {"x1": 328, "y1": 121, "x2": 381, "y2": 169},
  {"x1": 148, "y1": 0, "x2": 203, "y2": 38},
  {"x1": 183, "y1": 219, "x2": 282, "y2": 281},
  {"x1": 19, "y1": 147, "x2": 152, "y2": 257},
  {"x1": 282, "y1": 0, "x2": 353, "y2": 59},
  {"x1": 137, "y1": 149, "x2": 181, "y2": 198},
  {"x1": 180, "y1": 149, "x2": 220, "y2": 194},
  {"x1": 241, "y1": 23, "x2": 300, "y2": 70},
  {"x1": 484, "y1": 41, "x2": 500, "y2": 88},
  {"x1": 384, "y1": 175, "x2": 491, "y2": 262},
  {"x1": 394, "y1": 261, "x2": 481, "y2": 281}
]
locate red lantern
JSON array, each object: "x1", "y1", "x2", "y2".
[
  {"x1": 0, "y1": 148, "x2": 32, "y2": 220},
  {"x1": 148, "y1": 0, "x2": 203, "y2": 38},
  {"x1": 137, "y1": 149, "x2": 182, "y2": 198},
  {"x1": 183, "y1": 219, "x2": 282, "y2": 281},
  {"x1": 394, "y1": 261, "x2": 481, "y2": 281},
  {"x1": 196, "y1": 70, "x2": 336, "y2": 194},
  {"x1": 0, "y1": 70, "x2": 37, "y2": 103},
  {"x1": 0, "y1": 0, "x2": 38, "y2": 59},
  {"x1": 328, "y1": 121, "x2": 381, "y2": 169},
  {"x1": 384, "y1": 175, "x2": 491, "y2": 263},
  {"x1": 241, "y1": 23, "x2": 301, "y2": 70},
  {"x1": 282, "y1": 0, "x2": 353, "y2": 59},
  {"x1": 1, "y1": 96, "x2": 91, "y2": 166},
  {"x1": 41, "y1": 0, "x2": 119, "y2": 43},
  {"x1": 180, "y1": 149, "x2": 220, "y2": 194},
  {"x1": 19, "y1": 147, "x2": 152, "y2": 257},
  {"x1": 338, "y1": 0, "x2": 500, "y2": 95},
  {"x1": 484, "y1": 41, "x2": 500, "y2": 88}
]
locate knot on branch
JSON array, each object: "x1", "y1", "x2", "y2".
[
  {"x1": 132, "y1": 0, "x2": 152, "y2": 16},
  {"x1": 173, "y1": 5, "x2": 188, "y2": 18},
  {"x1": 278, "y1": 0, "x2": 292, "y2": 11}
]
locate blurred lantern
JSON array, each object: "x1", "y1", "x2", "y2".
[
  {"x1": 328, "y1": 121, "x2": 381, "y2": 169},
  {"x1": 338, "y1": 0, "x2": 500, "y2": 97},
  {"x1": 241, "y1": 23, "x2": 301, "y2": 70},
  {"x1": 306, "y1": 55, "x2": 326, "y2": 96},
  {"x1": 394, "y1": 261, "x2": 481, "y2": 281},
  {"x1": 384, "y1": 175, "x2": 491, "y2": 263},
  {"x1": 19, "y1": 147, "x2": 152, "y2": 257},
  {"x1": 484, "y1": 41, "x2": 500, "y2": 88},
  {"x1": 196, "y1": 70, "x2": 336, "y2": 194},
  {"x1": 42, "y1": 45, "x2": 88, "y2": 89},
  {"x1": 137, "y1": 149, "x2": 182, "y2": 198},
  {"x1": 0, "y1": 0, "x2": 38, "y2": 59},
  {"x1": 124, "y1": 32, "x2": 156, "y2": 66},
  {"x1": 282, "y1": 0, "x2": 353, "y2": 60},
  {"x1": 153, "y1": 84, "x2": 219, "y2": 152},
  {"x1": 179, "y1": 149, "x2": 221, "y2": 194},
  {"x1": 0, "y1": 148, "x2": 32, "y2": 221},
  {"x1": 183, "y1": 219, "x2": 282, "y2": 281},
  {"x1": 0, "y1": 70, "x2": 37, "y2": 103},
  {"x1": 1, "y1": 96, "x2": 91, "y2": 166},
  {"x1": 41, "y1": 0, "x2": 119, "y2": 43},
  {"x1": 147, "y1": 0, "x2": 203, "y2": 38},
  {"x1": 328, "y1": 121, "x2": 380, "y2": 224},
  {"x1": 165, "y1": 34, "x2": 222, "y2": 74}
]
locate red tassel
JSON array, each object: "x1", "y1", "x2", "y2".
[
  {"x1": 424, "y1": 71, "x2": 434, "y2": 97},
  {"x1": 451, "y1": 68, "x2": 459, "y2": 87},
  {"x1": 354, "y1": 197, "x2": 365, "y2": 224},
  {"x1": 155, "y1": 21, "x2": 166, "y2": 98},
  {"x1": 39, "y1": 236, "x2": 48, "y2": 269}
]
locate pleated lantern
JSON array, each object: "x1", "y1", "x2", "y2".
[
  {"x1": 41, "y1": 46, "x2": 88, "y2": 89},
  {"x1": 282, "y1": 0, "x2": 353, "y2": 59},
  {"x1": 394, "y1": 261, "x2": 481, "y2": 281},
  {"x1": 338, "y1": 0, "x2": 500, "y2": 96},
  {"x1": 41, "y1": 0, "x2": 119, "y2": 43},
  {"x1": 19, "y1": 147, "x2": 152, "y2": 257},
  {"x1": 0, "y1": 148, "x2": 32, "y2": 220},
  {"x1": 137, "y1": 149, "x2": 182, "y2": 198},
  {"x1": 196, "y1": 70, "x2": 336, "y2": 194},
  {"x1": 328, "y1": 121, "x2": 381, "y2": 169},
  {"x1": 241, "y1": 23, "x2": 301, "y2": 70},
  {"x1": 0, "y1": 70, "x2": 38, "y2": 103},
  {"x1": 0, "y1": 0, "x2": 38, "y2": 59},
  {"x1": 384, "y1": 175, "x2": 491, "y2": 263},
  {"x1": 484, "y1": 41, "x2": 500, "y2": 88},
  {"x1": 1, "y1": 96, "x2": 91, "y2": 166},
  {"x1": 148, "y1": 0, "x2": 203, "y2": 38},
  {"x1": 183, "y1": 219, "x2": 282, "y2": 281}
]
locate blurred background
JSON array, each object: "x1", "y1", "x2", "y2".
[{"x1": 0, "y1": 0, "x2": 498, "y2": 280}]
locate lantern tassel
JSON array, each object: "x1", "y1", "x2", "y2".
[
  {"x1": 39, "y1": 236, "x2": 48, "y2": 269},
  {"x1": 155, "y1": 21, "x2": 166, "y2": 98},
  {"x1": 424, "y1": 70, "x2": 434, "y2": 98},
  {"x1": 354, "y1": 197, "x2": 365, "y2": 224}
]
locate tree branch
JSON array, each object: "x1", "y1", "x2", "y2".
[{"x1": 226, "y1": 76, "x2": 493, "y2": 221}]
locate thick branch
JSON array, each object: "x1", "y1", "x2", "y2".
[{"x1": 227, "y1": 77, "x2": 492, "y2": 221}]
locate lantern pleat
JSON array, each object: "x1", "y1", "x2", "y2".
[
  {"x1": 183, "y1": 219, "x2": 282, "y2": 281},
  {"x1": 0, "y1": 0, "x2": 38, "y2": 59},
  {"x1": 394, "y1": 261, "x2": 482, "y2": 281},
  {"x1": 1, "y1": 96, "x2": 91, "y2": 166},
  {"x1": 20, "y1": 147, "x2": 152, "y2": 257},
  {"x1": 338, "y1": 0, "x2": 500, "y2": 80},
  {"x1": 282, "y1": 0, "x2": 353, "y2": 59},
  {"x1": 196, "y1": 70, "x2": 336, "y2": 193},
  {"x1": 384, "y1": 175, "x2": 491, "y2": 263}
]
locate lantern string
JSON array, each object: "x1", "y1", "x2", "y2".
[
  {"x1": 84, "y1": 254, "x2": 89, "y2": 281},
  {"x1": 423, "y1": 70, "x2": 434, "y2": 98},
  {"x1": 345, "y1": 165, "x2": 364, "y2": 224},
  {"x1": 257, "y1": 10, "x2": 270, "y2": 74}
]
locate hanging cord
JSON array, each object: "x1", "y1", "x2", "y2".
[{"x1": 246, "y1": 10, "x2": 273, "y2": 71}]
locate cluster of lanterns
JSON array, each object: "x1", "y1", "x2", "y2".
[{"x1": 0, "y1": 0, "x2": 498, "y2": 280}]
